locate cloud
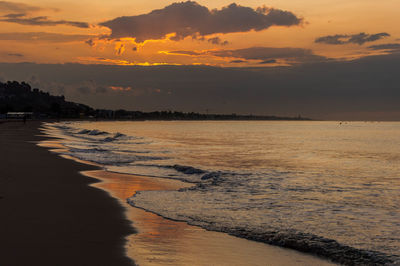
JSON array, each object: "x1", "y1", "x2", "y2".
[
  {"x1": 0, "y1": 2, "x2": 88, "y2": 29},
  {"x1": 167, "y1": 47, "x2": 327, "y2": 64},
  {"x1": 315, "y1": 32, "x2": 390, "y2": 45},
  {"x1": 76, "y1": 86, "x2": 91, "y2": 95},
  {"x1": 348, "y1": 32, "x2": 390, "y2": 45},
  {"x1": 368, "y1": 43, "x2": 400, "y2": 51},
  {"x1": 0, "y1": 32, "x2": 93, "y2": 42},
  {"x1": 85, "y1": 39, "x2": 96, "y2": 47},
  {"x1": 114, "y1": 43, "x2": 125, "y2": 56},
  {"x1": 0, "y1": 14, "x2": 90, "y2": 28},
  {"x1": 109, "y1": 86, "x2": 132, "y2": 91},
  {"x1": 100, "y1": 1, "x2": 302, "y2": 42},
  {"x1": 0, "y1": 1, "x2": 44, "y2": 14},
  {"x1": 7, "y1": 53, "x2": 23, "y2": 57},
  {"x1": 207, "y1": 37, "x2": 229, "y2": 46},
  {"x1": 2, "y1": 53, "x2": 400, "y2": 120},
  {"x1": 161, "y1": 50, "x2": 202, "y2": 56},
  {"x1": 259, "y1": 59, "x2": 277, "y2": 64},
  {"x1": 212, "y1": 47, "x2": 325, "y2": 62}
]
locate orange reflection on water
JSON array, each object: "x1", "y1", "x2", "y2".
[
  {"x1": 39, "y1": 128, "x2": 336, "y2": 265},
  {"x1": 85, "y1": 170, "x2": 198, "y2": 263},
  {"x1": 84, "y1": 170, "x2": 335, "y2": 266}
]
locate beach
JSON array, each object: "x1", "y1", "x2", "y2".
[
  {"x1": 0, "y1": 121, "x2": 134, "y2": 266},
  {"x1": 0, "y1": 120, "x2": 338, "y2": 265},
  {"x1": 84, "y1": 170, "x2": 336, "y2": 266}
]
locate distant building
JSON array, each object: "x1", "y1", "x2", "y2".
[{"x1": 6, "y1": 112, "x2": 33, "y2": 119}]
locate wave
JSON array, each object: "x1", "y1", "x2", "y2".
[
  {"x1": 168, "y1": 164, "x2": 206, "y2": 175},
  {"x1": 51, "y1": 123, "x2": 129, "y2": 143},
  {"x1": 127, "y1": 163, "x2": 227, "y2": 183},
  {"x1": 77, "y1": 129, "x2": 108, "y2": 136},
  {"x1": 102, "y1": 132, "x2": 127, "y2": 142},
  {"x1": 65, "y1": 147, "x2": 164, "y2": 166},
  {"x1": 128, "y1": 193, "x2": 398, "y2": 266},
  {"x1": 69, "y1": 147, "x2": 109, "y2": 153}
]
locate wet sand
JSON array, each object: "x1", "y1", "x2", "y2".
[
  {"x1": 0, "y1": 121, "x2": 134, "y2": 266},
  {"x1": 84, "y1": 170, "x2": 336, "y2": 266}
]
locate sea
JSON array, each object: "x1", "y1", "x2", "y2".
[{"x1": 42, "y1": 120, "x2": 400, "y2": 265}]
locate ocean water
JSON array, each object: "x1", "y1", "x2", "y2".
[{"x1": 43, "y1": 121, "x2": 400, "y2": 265}]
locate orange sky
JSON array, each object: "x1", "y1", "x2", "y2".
[{"x1": 1, "y1": 0, "x2": 399, "y2": 66}]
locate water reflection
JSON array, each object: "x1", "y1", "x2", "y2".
[{"x1": 85, "y1": 170, "x2": 335, "y2": 266}]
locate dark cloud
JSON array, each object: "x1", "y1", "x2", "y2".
[
  {"x1": 115, "y1": 43, "x2": 125, "y2": 56},
  {"x1": 77, "y1": 86, "x2": 91, "y2": 95},
  {"x1": 100, "y1": 1, "x2": 302, "y2": 42},
  {"x1": 0, "y1": 1, "x2": 43, "y2": 14},
  {"x1": 7, "y1": 53, "x2": 23, "y2": 57},
  {"x1": 1, "y1": 52, "x2": 400, "y2": 120},
  {"x1": 207, "y1": 37, "x2": 229, "y2": 46},
  {"x1": 315, "y1": 32, "x2": 390, "y2": 45},
  {"x1": 0, "y1": 14, "x2": 90, "y2": 28},
  {"x1": 230, "y1": 59, "x2": 246, "y2": 63},
  {"x1": 259, "y1": 59, "x2": 276, "y2": 64},
  {"x1": 211, "y1": 47, "x2": 326, "y2": 63},
  {"x1": 368, "y1": 43, "x2": 400, "y2": 51},
  {"x1": 0, "y1": 2, "x2": 86, "y2": 28},
  {"x1": 96, "y1": 86, "x2": 108, "y2": 93},
  {"x1": 349, "y1": 32, "x2": 390, "y2": 45},
  {"x1": 169, "y1": 47, "x2": 327, "y2": 64},
  {"x1": 0, "y1": 32, "x2": 93, "y2": 42},
  {"x1": 167, "y1": 50, "x2": 202, "y2": 56},
  {"x1": 314, "y1": 34, "x2": 345, "y2": 45},
  {"x1": 85, "y1": 39, "x2": 96, "y2": 47}
]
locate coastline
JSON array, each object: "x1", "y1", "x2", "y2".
[
  {"x1": 38, "y1": 121, "x2": 336, "y2": 265},
  {"x1": 1, "y1": 120, "x2": 336, "y2": 265},
  {"x1": 0, "y1": 121, "x2": 134, "y2": 266},
  {"x1": 83, "y1": 170, "x2": 336, "y2": 266}
]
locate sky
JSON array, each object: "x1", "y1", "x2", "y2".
[{"x1": 1, "y1": 0, "x2": 400, "y2": 120}]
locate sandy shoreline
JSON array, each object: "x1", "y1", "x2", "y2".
[
  {"x1": 83, "y1": 170, "x2": 336, "y2": 266},
  {"x1": 1, "y1": 121, "x2": 336, "y2": 265},
  {"x1": 0, "y1": 121, "x2": 134, "y2": 266}
]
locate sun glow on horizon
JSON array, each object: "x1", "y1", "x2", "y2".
[{"x1": 0, "y1": 0, "x2": 399, "y2": 67}]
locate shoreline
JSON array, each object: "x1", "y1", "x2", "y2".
[
  {"x1": 37, "y1": 124, "x2": 336, "y2": 265},
  {"x1": 0, "y1": 121, "x2": 134, "y2": 266},
  {"x1": 83, "y1": 170, "x2": 336, "y2": 266}
]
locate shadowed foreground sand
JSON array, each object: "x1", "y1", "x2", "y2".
[{"x1": 0, "y1": 121, "x2": 134, "y2": 266}]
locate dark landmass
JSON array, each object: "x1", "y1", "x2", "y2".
[
  {"x1": 0, "y1": 121, "x2": 135, "y2": 266},
  {"x1": 0, "y1": 81, "x2": 93, "y2": 118},
  {"x1": 0, "y1": 81, "x2": 311, "y2": 120}
]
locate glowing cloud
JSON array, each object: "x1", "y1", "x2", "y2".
[
  {"x1": 164, "y1": 47, "x2": 327, "y2": 64},
  {"x1": 109, "y1": 86, "x2": 132, "y2": 91},
  {"x1": 100, "y1": 1, "x2": 302, "y2": 42}
]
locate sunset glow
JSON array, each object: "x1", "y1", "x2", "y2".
[{"x1": 1, "y1": 0, "x2": 399, "y2": 66}]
